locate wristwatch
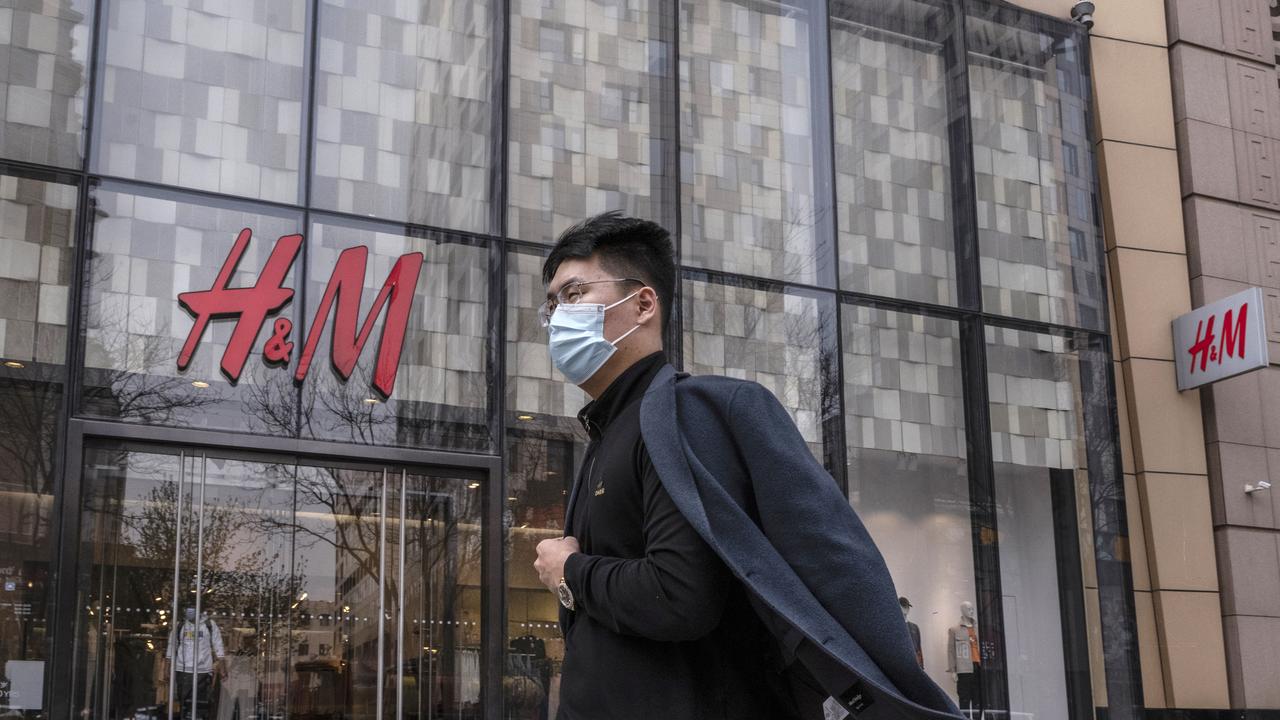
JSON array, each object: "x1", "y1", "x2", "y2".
[{"x1": 556, "y1": 577, "x2": 575, "y2": 611}]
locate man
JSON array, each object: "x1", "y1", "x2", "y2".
[
  {"x1": 531, "y1": 211, "x2": 797, "y2": 719},
  {"x1": 533, "y1": 212, "x2": 961, "y2": 720}
]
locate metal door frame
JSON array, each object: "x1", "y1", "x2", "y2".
[{"x1": 51, "y1": 418, "x2": 504, "y2": 720}]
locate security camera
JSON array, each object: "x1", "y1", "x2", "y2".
[
  {"x1": 1245, "y1": 480, "x2": 1272, "y2": 494},
  {"x1": 1071, "y1": 0, "x2": 1095, "y2": 29}
]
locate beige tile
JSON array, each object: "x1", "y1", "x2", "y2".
[
  {"x1": 1126, "y1": 472, "x2": 1153, "y2": 591},
  {"x1": 1099, "y1": 142, "x2": 1187, "y2": 254},
  {"x1": 1214, "y1": 526, "x2": 1280, "y2": 615},
  {"x1": 1222, "y1": 615, "x2": 1280, "y2": 706},
  {"x1": 1177, "y1": 119, "x2": 1240, "y2": 201},
  {"x1": 1092, "y1": 0, "x2": 1168, "y2": 46},
  {"x1": 1207, "y1": 441, "x2": 1276, "y2": 528},
  {"x1": 1091, "y1": 38, "x2": 1176, "y2": 148},
  {"x1": 1152, "y1": 589, "x2": 1231, "y2": 707},
  {"x1": 1115, "y1": 361, "x2": 1137, "y2": 474},
  {"x1": 1233, "y1": 131, "x2": 1280, "y2": 210},
  {"x1": 1123, "y1": 358, "x2": 1209, "y2": 475},
  {"x1": 1201, "y1": 364, "x2": 1265, "y2": 446},
  {"x1": 1084, "y1": 587, "x2": 1109, "y2": 709},
  {"x1": 1225, "y1": 57, "x2": 1280, "y2": 139},
  {"x1": 1170, "y1": 44, "x2": 1231, "y2": 127},
  {"x1": 1166, "y1": 0, "x2": 1224, "y2": 49},
  {"x1": 1133, "y1": 590, "x2": 1167, "y2": 708},
  {"x1": 1138, "y1": 472, "x2": 1219, "y2": 591},
  {"x1": 1219, "y1": 0, "x2": 1271, "y2": 63},
  {"x1": 1184, "y1": 197, "x2": 1250, "y2": 282},
  {"x1": 1262, "y1": 367, "x2": 1280, "y2": 446},
  {"x1": 1110, "y1": 248, "x2": 1192, "y2": 361}
]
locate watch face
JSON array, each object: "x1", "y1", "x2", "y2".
[{"x1": 557, "y1": 581, "x2": 573, "y2": 609}]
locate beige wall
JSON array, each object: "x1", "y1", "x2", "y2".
[
  {"x1": 1004, "y1": 0, "x2": 1237, "y2": 710},
  {"x1": 1165, "y1": 0, "x2": 1280, "y2": 707}
]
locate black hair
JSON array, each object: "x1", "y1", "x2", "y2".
[{"x1": 542, "y1": 210, "x2": 676, "y2": 337}]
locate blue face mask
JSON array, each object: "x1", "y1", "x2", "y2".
[{"x1": 547, "y1": 289, "x2": 643, "y2": 385}]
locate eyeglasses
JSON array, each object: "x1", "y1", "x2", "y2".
[{"x1": 538, "y1": 277, "x2": 644, "y2": 327}]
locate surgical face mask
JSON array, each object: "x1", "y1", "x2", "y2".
[
  {"x1": 185, "y1": 607, "x2": 196, "y2": 622},
  {"x1": 547, "y1": 289, "x2": 643, "y2": 385}
]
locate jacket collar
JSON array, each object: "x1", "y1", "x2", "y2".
[{"x1": 576, "y1": 350, "x2": 667, "y2": 439}]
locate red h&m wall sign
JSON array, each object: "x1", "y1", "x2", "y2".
[
  {"x1": 176, "y1": 228, "x2": 424, "y2": 398},
  {"x1": 1172, "y1": 286, "x2": 1270, "y2": 391}
]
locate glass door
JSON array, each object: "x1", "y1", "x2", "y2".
[{"x1": 73, "y1": 444, "x2": 485, "y2": 720}]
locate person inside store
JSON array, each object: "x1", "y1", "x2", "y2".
[
  {"x1": 164, "y1": 607, "x2": 225, "y2": 720},
  {"x1": 531, "y1": 211, "x2": 963, "y2": 720}
]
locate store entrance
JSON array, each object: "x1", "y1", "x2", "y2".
[{"x1": 72, "y1": 443, "x2": 486, "y2": 720}]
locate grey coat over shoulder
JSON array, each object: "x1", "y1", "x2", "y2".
[{"x1": 639, "y1": 363, "x2": 964, "y2": 720}]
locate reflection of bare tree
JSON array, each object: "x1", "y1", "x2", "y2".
[{"x1": 82, "y1": 248, "x2": 221, "y2": 424}]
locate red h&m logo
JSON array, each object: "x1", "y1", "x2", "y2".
[
  {"x1": 1187, "y1": 301, "x2": 1249, "y2": 375},
  {"x1": 176, "y1": 228, "x2": 424, "y2": 397}
]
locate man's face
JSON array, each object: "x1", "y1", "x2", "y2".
[{"x1": 545, "y1": 256, "x2": 640, "y2": 346}]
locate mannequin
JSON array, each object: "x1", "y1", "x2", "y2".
[
  {"x1": 166, "y1": 607, "x2": 225, "y2": 720},
  {"x1": 945, "y1": 601, "x2": 981, "y2": 714},
  {"x1": 899, "y1": 596, "x2": 924, "y2": 669}
]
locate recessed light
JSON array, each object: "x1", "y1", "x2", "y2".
[
  {"x1": 516, "y1": 414, "x2": 534, "y2": 421},
  {"x1": 468, "y1": 482, "x2": 480, "y2": 489},
  {"x1": 191, "y1": 380, "x2": 210, "y2": 389},
  {"x1": 4, "y1": 360, "x2": 24, "y2": 369},
  {"x1": 363, "y1": 397, "x2": 381, "y2": 404}
]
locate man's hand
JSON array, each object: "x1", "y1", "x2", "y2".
[{"x1": 534, "y1": 536, "x2": 581, "y2": 593}]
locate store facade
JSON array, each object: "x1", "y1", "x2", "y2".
[{"x1": 0, "y1": 0, "x2": 1142, "y2": 719}]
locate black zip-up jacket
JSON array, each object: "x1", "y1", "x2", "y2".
[{"x1": 556, "y1": 350, "x2": 799, "y2": 720}]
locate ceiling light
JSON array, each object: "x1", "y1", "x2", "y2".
[
  {"x1": 363, "y1": 397, "x2": 380, "y2": 404},
  {"x1": 3, "y1": 360, "x2": 23, "y2": 369},
  {"x1": 516, "y1": 414, "x2": 533, "y2": 421},
  {"x1": 191, "y1": 380, "x2": 210, "y2": 389}
]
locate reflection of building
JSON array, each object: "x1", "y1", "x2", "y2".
[{"x1": 2, "y1": 0, "x2": 1280, "y2": 718}]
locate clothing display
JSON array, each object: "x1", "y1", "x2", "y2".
[
  {"x1": 907, "y1": 620, "x2": 924, "y2": 670},
  {"x1": 175, "y1": 671, "x2": 215, "y2": 720},
  {"x1": 167, "y1": 616, "x2": 225, "y2": 675},
  {"x1": 946, "y1": 620, "x2": 982, "y2": 711}
]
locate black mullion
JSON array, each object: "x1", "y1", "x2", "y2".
[
  {"x1": 1081, "y1": 332, "x2": 1144, "y2": 720},
  {"x1": 485, "y1": 0, "x2": 511, "y2": 715},
  {"x1": 947, "y1": 0, "x2": 1011, "y2": 714},
  {"x1": 667, "y1": 0, "x2": 684, "y2": 368},
  {"x1": 957, "y1": 314, "x2": 1009, "y2": 716},
  {"x1": 809, "y1": 0, "x2": 849, "y2": 492},
  {"x1": 48, "y1": 161, "x2": 98, "y2": 720}
]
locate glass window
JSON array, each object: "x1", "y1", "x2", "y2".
[
  {"x1": 507, "y1": 0, "x2": 672, "y2": 243},
  {"x1": 984, "y1": 325, "x2": 1097, "y2": 720},
  {"x1": 967, "y1": 11, "x2": 1104, "y2": 329},
  {"x1": 0, "y1": 172, "x2": 77, "y2": 716},
  {"x1": 682, "y1": 276, "x2": 829, "y2": 463},
  {"x1": 0, "y1": 0, "x2": 92, "y2": 168},
  {"x1": 841, "y1": 303, "x2": 972, "y2": 701},
  {"x1": 300, "y1": 218, "x2": 490, "y2": 452},
  {"x1": 830, "y1": 0, "x2": 958, "y2": 305},
  {"x1": 311, "y1": 0, "x2": 493, "y2": 232},
  {"x1": 502, "y1": 247, "x2": 586, "y2": 718},
  {"x1": 74, "y1": 446, "x2": 485, "y2": 720},
  {"x1": 80, "y1": 184, "x2": 303, "y2": 432},
  {"x1": 0, "y1": 173, "x2": 77, "y2": 366},
  {"x1": 93, "y1": 0, "x2": 307, "y2": 203},
  {"x1": 679, "y1": 0, "x2": 824, "y2": 285}
]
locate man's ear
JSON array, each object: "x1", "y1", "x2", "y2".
[{"x1": 637, "y1": 286, "x2": 660, "y2": 324}]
